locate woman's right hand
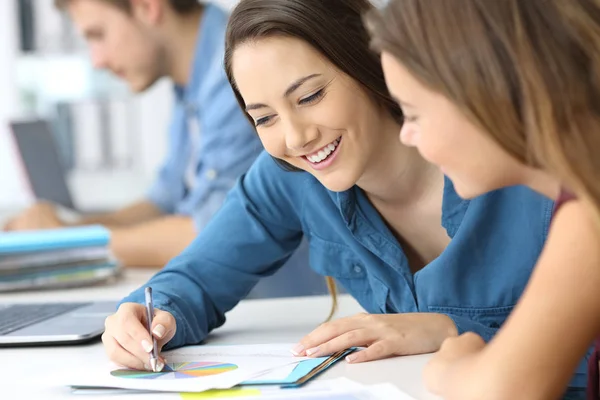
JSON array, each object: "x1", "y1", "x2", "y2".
[{"x1": 102, "y1": 302, "x2": 176, "y2": 371}]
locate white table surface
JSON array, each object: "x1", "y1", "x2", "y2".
[{"x1": 0, "y1": 268, "x2": 440, "y2": 399}]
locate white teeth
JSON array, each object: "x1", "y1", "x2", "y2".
[{"x1": 306, "y1": 138, "x2": 340, "y2": 164}]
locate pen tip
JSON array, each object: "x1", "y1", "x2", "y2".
[{"x1": 150, "y1": 358, "x2": 158, "y2": 372}]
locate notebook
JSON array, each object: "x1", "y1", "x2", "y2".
[
  {"x1": 0, "y1": 225, "x2": 118, "y2": 292},
  {"x1": 0, "y1": 225, "x2": 110, "y2": 255},
  {"x1": 244, "y1": 348, "x2": 356, "y2": 388}
]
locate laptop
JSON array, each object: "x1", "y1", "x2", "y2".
[
  {"x1": 0, "y1": 301, "x2": 117, "y2": 346},
  {"x1": 3, "y1": 120, "x2": 117, "y2": 346},
  {"x1": 9, "y1": 119, "x2": 75, "y2": 209}
]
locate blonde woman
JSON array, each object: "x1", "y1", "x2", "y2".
[{"x1": 368, "y1": 0, "x2": 600, "y2": 399}]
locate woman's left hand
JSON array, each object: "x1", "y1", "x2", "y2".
[
  {"x1": 291, "y1": 312, "x2": 458, "y2": 363},
  {"x1": 423, "y1": 332, "x2": 486, "y2": 395}
]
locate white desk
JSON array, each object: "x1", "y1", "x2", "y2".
[{"x1": 0, "y1": 269, "x2": 440, "y2": 399}]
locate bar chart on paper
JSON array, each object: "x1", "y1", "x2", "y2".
[{"x1": 110, "y1": 362, "x2": 238, "y2": 380}]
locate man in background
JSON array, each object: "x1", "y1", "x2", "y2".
[{"x1": 4, "y1": 0, "x2": 262, "y2": 267}]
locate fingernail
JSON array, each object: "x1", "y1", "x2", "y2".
[
  {"x1": 346, "y1": 354, "x2": 357, "y2": 363},
  {"x1": 144, "y1": 363, "x2": 151, "y2": 371},
  {"x1": 153, "y1": 324, "x2": 166, "y2": 339},
  {"x1": 156, "y1": 360, "x2": 165, "y2": 372},
  {"x1": 141, "y1": 339, "x2": 153, "y2": 353},
  {"x1": 290, "y1": 343, "x2": 305, "y2": 356},
  {"x1": 305, "y1": 347, "x2": 320, "y2": 357}
]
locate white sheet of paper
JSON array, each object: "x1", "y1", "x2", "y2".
[
  {"x1": 68, "y1": 378, "x2": 404, "y2": 399},
  {"x1": 64, "y1": 344, "x2": 309, "y2": 393},
  {"x1": 167, "y1": 343, "x2": 311, "y2": 383},
  {"x1": 165, "y1": 343, "x2": 311, "y2": 359},
  {"x1": 366, "y1": 383, "x2": 419, "y2": 400},
  {"x1": 249, "y1": 362, "x2": 298, "y2": 381}
]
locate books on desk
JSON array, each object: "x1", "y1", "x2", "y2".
[{"x1": 0, "y1": 226, "x2": 120, "y2": 292}]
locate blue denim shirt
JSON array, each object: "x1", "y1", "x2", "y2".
[
  {"x1": 146, "y1": 4, "x2": 263, "y2": 230},
  {"x1": 125, "y1": 152, "x2": 586, "y2": 388}
]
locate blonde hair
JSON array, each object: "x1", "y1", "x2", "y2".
[
  {"x1": 367, "y1": 0, "x2": 600, "y2": 223},
  {"x1": 325, "y1": 277, "x2": 338, "y2": 322}
]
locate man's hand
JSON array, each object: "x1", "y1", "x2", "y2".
[
  {"x1": 4, "y1": 202, "x2": 64, "y2": 231},
  {"x1": 291, "y1": 312, "x2": 458, "y2": 363}
]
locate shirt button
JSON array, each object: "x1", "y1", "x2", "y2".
[
  {"x1": 353, "y1": 265, "x2": 362, "y2": 274},
  {"x1": 206, "y1": 169, "x2": 217, "y2": 180}
]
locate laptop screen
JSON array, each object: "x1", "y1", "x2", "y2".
[{"x1": 9, "y1": 120, "x2": 75, "y2": 209}]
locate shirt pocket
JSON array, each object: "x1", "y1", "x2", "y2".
[
  {"x1": 427, "y1": 305, "x2": 515, "y2": 330},
  {"x1": 308, "y1": 235, "x2": 369, "y2": 296}
]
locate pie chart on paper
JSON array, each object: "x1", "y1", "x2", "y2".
[{"x1": 111, "y1": 362, "x2": 238, "y2": 380}]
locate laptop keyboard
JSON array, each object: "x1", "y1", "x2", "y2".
[{"x1": 0, "y1": 303, "x2": 89, "y2": 335}]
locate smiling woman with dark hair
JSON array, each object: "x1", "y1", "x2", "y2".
[{"x1": 99, "y1": 0, "x2": 555, "y2": 384}]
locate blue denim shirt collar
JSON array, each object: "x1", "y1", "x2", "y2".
[
  {"x1": 335, "y1": 188, "x2": 356, "y2": 225},
  {"x1": 441, "y1": 176, "x2": 470, "y2": 237},
  {"x1": 334, "y1": 176, "x2": 469, "y2": 238}
]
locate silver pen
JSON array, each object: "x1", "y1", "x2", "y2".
[{"x1": 144, "y1": 287, "x2": 160, "y2": 372}]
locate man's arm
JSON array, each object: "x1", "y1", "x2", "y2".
[
  {"x1": 109, "y1": 215, "x2": 196, "y2": 268},
  {"x1": 80, "y1": 201, "x2": 198, "y2": 268},
  {"x1": 2, "y1": 200, "x2": 194, "y2": 268},
  {"x1": 2, "y1": 200, "x2": 164, "y2": 231},
  {"x1": 79, "y1": 201, "x2": 196, "y2": 267},
  {"x1": 75, "y1": 200, "x2": 164, "y2": 228}
]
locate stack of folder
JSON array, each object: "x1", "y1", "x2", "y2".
[{"x1": 0, "y1": 225, "x2": 120, "y2": 292}]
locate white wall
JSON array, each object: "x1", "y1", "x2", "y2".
[
  {"x1": 209, "y1": 0, "x2": 238, "y2": 10},
  {"x1": 0, "y1": 1, "x2": 32, "y2": 210},
  {"x1": 134, "y1": 78, "x2": 172, "y2": 186}
]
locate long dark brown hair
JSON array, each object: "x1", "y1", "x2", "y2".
[
  {"x1": 366, "y1": 0, "x2": 600, "y2": 223},
  {"x1": 225, "y1": 0, "x2": 403, "y2": 172},
  {"x1": 224, "y1": 0, "x2": 404, "y2": 321}
]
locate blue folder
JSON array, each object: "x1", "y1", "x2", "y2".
[
  {"x1": 242, "y1": 348, "x2": 355, "y2": 388},
  {"x1": 0, "y1": 225, "x2": 110, "y2": 255}
]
